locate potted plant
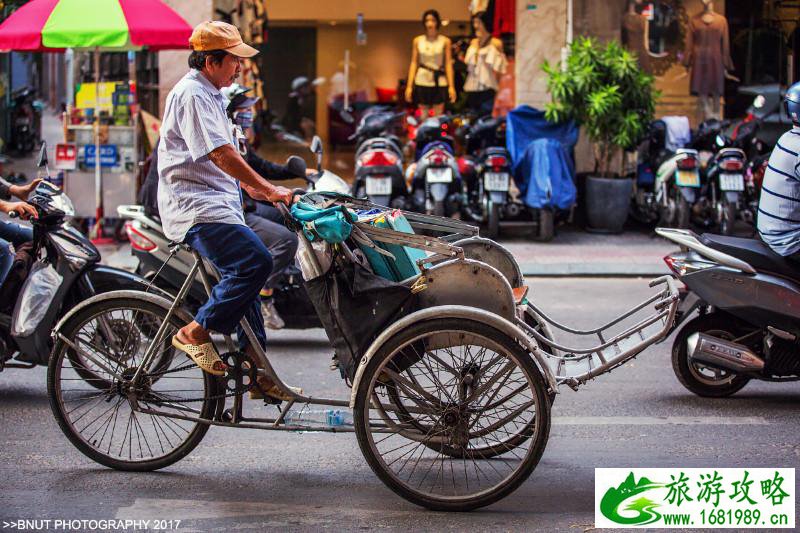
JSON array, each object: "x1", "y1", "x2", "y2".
[{"x1": 543, "y1": 37, "x2": 658, "y2": 233}]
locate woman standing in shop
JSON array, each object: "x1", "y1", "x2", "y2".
[
  {"x1": 463, "y1": 15, "x2": 508, "y2": 117},
  {"x1": 405, "y1": 9, "x2": 456, "y2": 116}
]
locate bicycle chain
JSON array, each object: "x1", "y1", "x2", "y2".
[{"x1": 134, "y1": 351, "x2": 259, "y2": 404}]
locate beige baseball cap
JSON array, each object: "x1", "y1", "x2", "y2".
[{"x1": 189, "y1": 21, "x2": 258, "y2": 58}]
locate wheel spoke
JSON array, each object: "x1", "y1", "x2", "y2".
[
  {"x1": 52, "y1": 303, "x2": 213, "y2": 466},
  {"x1": 359, "y1": 323, "x2": 548, "y2": 506}
]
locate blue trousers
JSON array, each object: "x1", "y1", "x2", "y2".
[
  {"x1": 0, "y1": 220, "x2": 33, "y2": 287},
  {"x1": 184, "y1": 223, "x2": 272, "y2": 352}
]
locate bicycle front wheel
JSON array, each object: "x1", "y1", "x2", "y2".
[{"x1": 48, "y1": 296, "x2": 221, "y2": 471}]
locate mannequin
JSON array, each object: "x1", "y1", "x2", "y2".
[
  {"x1": 463, "y1": 15, "x2": 508, "y2": 116},
  {"x1": 683, "y1": 0, "x2": 739, "y2": 121},
  {"x1": 405, "y1": 9, "x2": 456, "y2": 117}
]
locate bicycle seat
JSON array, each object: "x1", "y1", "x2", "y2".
[
  {"x1": 169, "y1": 241, "x2": 191, "y2": 253},
  {"x1": 700, "y1": 233, "x2": 800, "y2": 281}
]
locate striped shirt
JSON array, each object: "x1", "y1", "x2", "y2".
[
  {"x1": 757, "y1": 127, "x2": 800, "y2": 256},
  {"x1": 157, "y1": 69, "x2": 244, "y2": 242}
]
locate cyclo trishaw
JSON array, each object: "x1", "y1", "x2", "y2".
[{"x1": 47, "y1": 188, "x2": 679, "y2": 512}]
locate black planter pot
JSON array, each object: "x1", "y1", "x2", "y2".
[{"x1": 584, "y1": 176, "x2": 633, "y2": 234}]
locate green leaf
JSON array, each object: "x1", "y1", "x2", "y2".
[{"x1": 541, "y1": 34, "x2": 658, "y2": 161}]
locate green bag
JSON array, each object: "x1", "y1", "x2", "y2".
[{"x1": 291, "y1": 201, "x2": 353, "y2": 244}]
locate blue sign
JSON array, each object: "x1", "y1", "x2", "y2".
[{"x1": 84, "y1": 144, "x2": 118, "y2": 168}]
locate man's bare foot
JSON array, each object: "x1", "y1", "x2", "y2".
[
  {"x1": 177, "y1": 321, "x2": 212, "y2": 345},
  {"x1": 245, "y1": 344, "x2": 302, "y2": 401},
  {"x1": 172, "y1": 321, "x2": 226, "y2": 375}
]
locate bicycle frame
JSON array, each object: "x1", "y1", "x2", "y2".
[{"x1": 130, "y1": 245, "x2": 354, "y2": 431}]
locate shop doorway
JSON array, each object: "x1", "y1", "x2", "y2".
[
  {"x1": 262, "y1": 26, "x2": 317, "y2": 131},
  {"x1": 725, "y1": 0, "x2": 797, "y2": 117}
]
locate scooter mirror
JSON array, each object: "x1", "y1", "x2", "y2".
[
  {"x1": 309, "y1": 135, "x2": 324, "y2": 172},
  {"x1": 36, "y1": 141, "x2": 48, "y2": 168},
  {"x1": 285, "y1": 155, "x2": 307, "y2": 178},
  {"x1": 339, "y1": 108, "x2": 355, "y2": 124},
  {"x1": 310, "y1": 135, "x2": 323, "y2": 155}
]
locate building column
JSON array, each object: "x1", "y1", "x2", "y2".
[
  {"x1": 515, "y1": 0, "x2": 568, "y2": 109},
  {"x1": 157, "y1": 0, "x2": 214, "y2": 116}
]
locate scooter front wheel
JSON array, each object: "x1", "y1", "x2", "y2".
[
  {"x1": 718, "y1": 200, "x2": 737, "y2": 236},
  {"x1": 486, "y1": 201, "x2": 500, "y2": 239}
]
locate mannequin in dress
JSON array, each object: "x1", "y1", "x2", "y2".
[
  {"x1": 405, "y1": 9, "x2": 456, "y2": 117},
  {"x1": 463, "y1": 15, "x2": 508, "y2": 116},
  {"x1": 683, "y1": 0, "x2": 739, "y2": 121}
]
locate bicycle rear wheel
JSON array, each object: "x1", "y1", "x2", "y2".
[
  {"x1": 354, "y1": 317, "x2": 551, "y2": 511},
  {"x1": 48, "y1": 296, "x2": 221, "y2": 471}
]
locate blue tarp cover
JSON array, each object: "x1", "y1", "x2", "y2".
[{"x1": 506, "y1": 105, "x2": 579, "y2": 210}]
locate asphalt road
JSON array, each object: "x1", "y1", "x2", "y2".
[{"x1": 1, "y1": 278, "x2": 798, "y2": 532}]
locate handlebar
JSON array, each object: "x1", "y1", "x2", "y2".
[
  {"x1": 8, "y1": 211, "x2": 18, "y2": 219},
  {"x1": 274, "y1": 188, "x2": 306, "y2": 223}
]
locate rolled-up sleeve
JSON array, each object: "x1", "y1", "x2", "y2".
[{"x1": 177, "y1": 93, "x2": 231, "y2": 162}]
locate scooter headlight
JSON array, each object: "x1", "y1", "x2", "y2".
[{"x1": 51, "y1": 193, "x2": 75, "y2": 216}]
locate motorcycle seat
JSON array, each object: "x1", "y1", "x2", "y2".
[
  {"x1": 700, "y1": 233, "x2": 800, "y2": 281},
  {"x1": 482, "y1": 146, "x2": 508, "y2": 157}
]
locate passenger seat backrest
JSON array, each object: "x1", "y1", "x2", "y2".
[{"x1": 358, "y1": 211, "x2": 428, "y2": 282}]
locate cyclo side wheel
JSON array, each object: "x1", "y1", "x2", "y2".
[
  {"x1": 48, "y1": 297, "x2": 221, "y2": 471},
  {"x1": 354, "y1": 317, "x2": 551, "y2": 511}
]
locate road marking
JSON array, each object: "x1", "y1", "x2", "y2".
[
  {"x1": 115, "y1": 498, "x2": 386, "y2": 523},
  {"x1": 552, "y1": 416, "x2": 769, "y2": 426}
]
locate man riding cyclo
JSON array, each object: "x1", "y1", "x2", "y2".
[
  {"x1": 158, "y1": 20, "x2": 300, "y2": 401},
  {"x1": 139, "y1": 84, "x2": 301, "y2": 330},
  {"x1": 757, "y1": 81, "x2": 800, "y2": 264}
]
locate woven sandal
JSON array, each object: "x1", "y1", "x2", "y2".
[
  {"x1": 250, "y1": 375, "x2": 303, "y2": 401},
  {"x1": 171, "y1": 336, "x2": 227, "y2": 376}
]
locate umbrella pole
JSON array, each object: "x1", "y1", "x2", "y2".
[{"x1": 91, "y1": 46, "x2": 108, "y2": 243}]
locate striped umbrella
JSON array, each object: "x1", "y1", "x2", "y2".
[
  {"x1": 0, "y1": 0, "x2": 193, "y2": 240},
  {"x1": 0, "y1": 0, "x2": 192, "y2": 51}
]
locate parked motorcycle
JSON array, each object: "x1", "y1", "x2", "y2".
[
  {"x1": 409, "y1": 116, "x2": 464, "y2": 217},
  {"x1": 9, "y1": 87, "x2": 41, "y2": 156},
  {"x1": 690, "y1": 120, "x2": 747, "y2": 235},
  {"x1": 659, "y1": 227, "x2": 800, "y2": 397},
  {"x1": 1, "y1": 144, "x2": 152, "y2": 371},
  {"x1": 457, "y1": 115, "x2": 513, "y2": 239},
  {"x1": 350, "y1": 109, "x2": 409, "y2": 208},
  {"x1": 631, "y1": 121, "x2": 702, "y2": 228}
]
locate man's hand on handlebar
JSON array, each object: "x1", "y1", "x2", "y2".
[
  {"x1": 242, "y1": 183, "x2": 295, "y2": 205},
  {"x1": 1, "y1": 200, "x2": 38, "y2": 220}
]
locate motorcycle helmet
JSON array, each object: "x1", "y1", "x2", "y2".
[
  {"x1": 786, "y1": 81, "x2": 800, "y2": 126},
  {"x1": 222, "y1": 83, "x2": 259, "y2": 129},
  {"x1": 290, "y1": 76, "x2": 325, "y2": 93}
]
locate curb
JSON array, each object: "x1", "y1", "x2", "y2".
[{"x1": 521, "y1": 263, "x2": 669, "y2": 278}]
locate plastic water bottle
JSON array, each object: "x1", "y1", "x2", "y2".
[{"x1": 283, "y1": 408, "x2": 354, "y2": 427}]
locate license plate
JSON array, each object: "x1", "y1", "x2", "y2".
[
  {"x1": 719, "y1": 173, "x2": 744, "y2": 192},
  {"x1": 484, "y1": 172, "x2": 510, "y2": 191},
  {"x1": 365, "y1": 176, "x2": 392, "y2": 196},
  {"x1": 426, "y1": 167, "x2": 453, "y2": 184},
  {"x1": 675, "y1": 169, "x2": 700, "y2": 188}
]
